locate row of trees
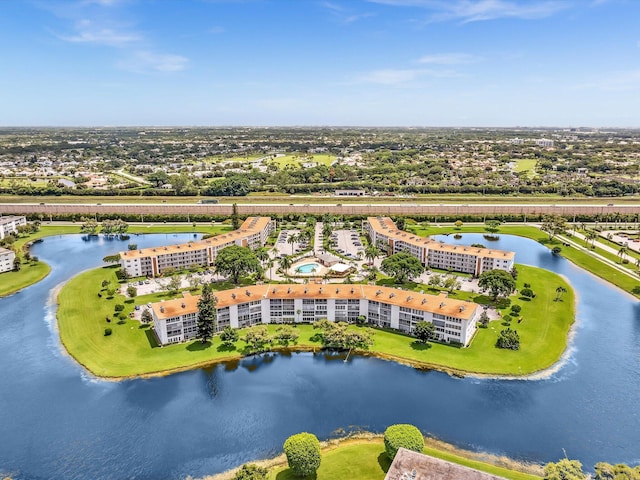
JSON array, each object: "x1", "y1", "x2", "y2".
[{"x1": 544, "y1": 458, "x2": 640, "y2": 480}]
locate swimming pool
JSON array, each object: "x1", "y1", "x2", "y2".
[{"x1": 296, "y1": 262, "x2": 321, "y2": 273}]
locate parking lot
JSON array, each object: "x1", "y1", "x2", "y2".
[
  {"x1": 275, "y1": 229, "x2": 309, "y2": 257},
  {"x1": 329, "y1": 229, "x2": 364, "y2": 260}
]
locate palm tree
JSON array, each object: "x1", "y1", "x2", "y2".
[
  {"x1": 364, "y1": 244, "x2": 380, "y2": 265},
  {"x1": 555, "y1": 286, "x2": 567, "y2": 301},
  {"x1": 617, "y1": 244, "x2": 629, "y2": 263},
  {"x1": 586, "y1": 230, "x2": 597, "y2": 248},
  {"x1": 255, "y1": 247, "x2": 270, "y2": 266},
  {"x1": 322, "y1": 222, "x2": 332, "y2": 239},
  {"x1": 279, "y1": 255, "x2": 293, "y2": 278},
  {"x1": 266, "y1": 258, "x2": 275, "y2": 282},
  {"x1": 287, "y1": 233, "x2": 298, "y2": 255}
]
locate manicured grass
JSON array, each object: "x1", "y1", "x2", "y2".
[
  {"x1": 268, "y1": 439, "x2": 541, "y2": 480},
  {"x1": 409, "y1": 224, "x2": 640, "y2": 298},
  {"x1": 57, "y1": 263, "x2": 573, "y2": 378},
  {"x1": 0, "y1": 261, "x2": 50, "y2": 297}
]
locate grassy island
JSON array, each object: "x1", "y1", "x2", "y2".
[{"x1": 57, "y1": 263, "x2": 574, "y2": 379}]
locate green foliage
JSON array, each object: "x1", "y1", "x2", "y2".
[
  {"x1": 220, "y1": 326, "x2": 239, "y2": 346},
  {"x1": 381, "y1": 252, "x2": 424, "y2": 283},
  {"x1": 485, "y1": 220, "x2": 501, "y2": 233},
  {"x1": 478, "y1": 269, "x2": 516, "y2": 299},
  {"x1": 233, "y1": 463, "x2": 268, "y2": 480},
  {"x1": 274, "y1": 325, "x2": 300, "y2": 345},
  {"x1": 205, "y1": 174, "x2": 251, "y2": 196},
  {"x1": 126, "y1": 285, "x2": 137, "y2": 298},
  {"x1": 496, "y1": 328, "x2": 520, "y2": 350},
  {"x1": 543, "y1": 459, "x2": 586, "y2": 480},
  {"x1": 314, "y1": 321, "x2": 374, "y2": 350},
  {"x1": 102, "y1": 254, "x2": 121, "y2": 264},
  {"x1": 520, "y1": 288, "x2": 535, "y2": 298},
  {"x1": 383, "y1": 424, "x2": 425, "y2": 461},
  {"x1": 196, "y1": 283, "x2": 217, "y2": 343},
  {"x1": 283, "y1": 432, "x2": 321, "y2": 477},
  {"x1": 114, "y1": 304, "x2": 125, "y2": 312},
  {"x1": 541, "y1": 214, "x2": 568, "y2": 241},
  {"x1": 479, "y1": 310, "x2": 490, "y2": 328},
  {"x1": 594, "y1": 462, "x2": 640, "y2": 480},
  {"x1": 141, "y1": 309, "x2": 153, "y2": 324},
  {"x1": 244, "y1": 325, "x2": 272, "y2": 352},
  {"x1": 413, "y1": 321, "x2": 435, "y2": 343},
  {"x1": 214, "y1": 245, "x2": 262, "y2": 284},
  {"x1": 104, "y1": 328, "x2": 112, "y2": 336},
  {"x1": 552, "y1": 246, "x2": 562, "y2": 255},
  {"x1": 510, "y1": 304, "x2": 522, "y2": 315}
]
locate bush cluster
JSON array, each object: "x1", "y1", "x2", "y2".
[
  {"x1": 283, "y1": 432, "x2": 321, "y2": 477},
  {"x1": 383, "y1": 424, "x2": 424, "y2": 460}
]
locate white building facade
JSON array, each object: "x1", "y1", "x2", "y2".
[
  {"x1": 119, "y1": 217, "x2": 275, "y2": 277},
  {"x1": 150, "y1": 284, "x2": 480, "y2": 347},
  {"x1": 0, "y1": 216, "x2": 27, "y2": 240},
  {"x1": 365, "y1": 217, "x2": 515, "y2": 276},
  {"x1": 0, "y1": 247, "x2": 16, "y2": 273}
]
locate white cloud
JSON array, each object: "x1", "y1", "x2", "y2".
[
  {"x1": 118, "y1": 51, "x2": 189, "y2": 73},
  {"x1": 321, "y1": 1, "x2": 375, "y2": 24},
  {"x1": 418, "y1": 52, "x2": 480, "y2": 64},
  {"x1": 59, "y1": 20, "x2": 140, "y2": 47},
  {"x1": 366, "y1": 0, "x2": 569, "y2": 23},
  {"x1": 577, "y1": 69, "x2": 640, "y2": 91},
  {"x1": 356, "y1": 67, "x2": 462, "y2": 85}
]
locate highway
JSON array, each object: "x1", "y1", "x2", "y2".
[{"x1": 1, "y1": 202, "x2": 640, "y2": 217}]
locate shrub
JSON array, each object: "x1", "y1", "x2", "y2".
[
  {"x1": 510, "y1": 304, "x2": 522, "y2": 315},
  {"x1": 233, "y1": 463, "x2": 268, "y2": 480},
  {"x1": 496, "y1": 328, "x2": 520, "y2": 350},
  {"x1": 520, "y1": 288, "x2": 534, "y2": 298},
  {"x1": 104, "y1": 328, "x2": 112, "y2": 336},
  {"x1": 283, "y1": 432, "x2": 321, "y2": 477},
  {"x1": 114, "y1": 304, "x2": 125, "y2": 312},
  {"x1": 502, "y1": 314, "x2": 512, "y2": 324},
  {"x1": 384, "y1": 424, "x2": 424, "y2": 460}
]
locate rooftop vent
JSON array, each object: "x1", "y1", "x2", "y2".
[
  {"x1": 389, "y1": 292, "x2": 395, "y2": 298},
  {"x1": 406, "y1": 296, "x2": 412, "y2": 302},
  {"x1": 245, "y1": 289, "x2": 251, "y2": 296},
  {"x1": 231, "y1": 293, "x2": 236, "y2": 299},
  {"x1": 287, "y1": 287, "x2": 291, "y2": 294},
  {"x1": 304, "y1": 287, "x2": 308, "y2": 294},
  {"x1": 439, "y1": 302, "x2": 445, "y2": 308},
  {"x1": 319, "y1": 287, "x2": 323, "y2": 294},
  {"x1": 181, "y1": 302, "x2": 186, "y2": 308},
  {"x1": 376, "y1": 289, "x2": 382, "y2": 296},
  {"x1": 159, "y1": 306, "x2": 164, "y2": 313},
  {"x1": 272, "y1": 288, "x2": 277, "y2": 293},
  {"x1": 336, "y1": 288, "x2": 340, "y2": 294},
  {"x1": 422, "y1": 298, "x2": 427, "y2": 305},
  {"x1": 459, "y1": 305, "x2": 465, "y2": 312},
  {"x1": 350, "y1": 287, "x2": 355, "y2": 294}
]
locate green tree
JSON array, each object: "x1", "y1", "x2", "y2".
[
  {"x1": 485, "y1": 220, "x2": 501, "y2": 233},
  {"x1": 196, "y1": 283, "x2": 217, "y2": 343},
  {"x1": 381, "y1": 252, "x2": 424, "y2": 284},
  {"x1": 454, "y1": 220, "x2": 463, "y2": 229},
  {"x1": 541, "y1": 214, "x2": 568, "y2": 241},
  {"x1": 220, "y1": 326, "x2": 239, "y2": 347},
  {"x1": 520, "y1": 287, "x2": 535, "y2": 299},
  {"x1": 478, "y1": 269, "x2": 516, "y2": 300},
  {"x1": 274, "y1": 325, "x2": 300, "y2": 345},
  {"x1": 279, "y1": 255, "x2": 293, "y2": 277},
  {"x1": 443, "y1": 275, "x2": 460, "y2": 293},
  {"x1": 233, "y1": 464, "x2": 268, "y2": 480},
  {"x1": 479, "y1": 310, "x2": 490, "y2": 328},
  {"x1": 214, "y1": 246, "x2": 262, "y2": 284},
  {"x1": 12, "y1": 256, "x2": 21, "y2": 271},
  {"x1": 141, "y1": 309, "x2": 153, "y2": 324},
  {"x1": 231, "y1": 203, "x2": 241, "y2": 230},
  {"x1": 543, "y1": 459, "x2": 586, "y2": 480},
  {"x1": 80, "y1": 217, "x2": 99, "y2": 235},
  {"x1": 283, "y1": 432, "x2": 321, "y2": 478},
  {"x1": 594, "y1": 462, "x2": 640, "y2": 480},
  {"x1": 496, "y1": 327, "x2": 520, "y2": 350},
  {"x1": 244, "y1": 325, "x2": 272, "y2": 352},
  {"x1": 287, "y1": 233, "x2": 297, "y2": 255},
  {"x1": 167, "y1": 276, "x2": 182, "y2": 293},
  {"x1": 364, "y1": 244, "x2": 381, "y2": 265},
  {"x1": 102, "y1": 254, "x2": 121, "y2": 264},
  {"x1": 555, "y1": 286, "x2": 567, "y2": 301},
  {"x1": 413, "y1": 321, "x2": 435, "y2": 343},
  {"x1": 126, "y1": 285, "x2": 137, "y2": 298},
  {"x1": 384, "y1": 424, "x2": 424, "y2": 461}
]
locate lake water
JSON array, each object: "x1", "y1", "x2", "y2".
[{"x1": 0, "y1": 232, "x2": 639, "y2": 479}]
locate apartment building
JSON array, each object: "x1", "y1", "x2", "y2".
[
  {"x1": 365, "y1": 217, "x2": 515, "y2": 276},
  {"x1": 119, "y1": 217, "x2": 274, "y2": 277},
  {"x1": 0, "y1": 216, "x2": 27, "y2": 240},
  {"x1": 150, "y1": 284, "x2": 480, "y2": 347},
  {"x1": 0, "y1": 247, "x2": 16, "y2": 273}
]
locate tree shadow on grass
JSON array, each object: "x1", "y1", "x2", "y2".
[
  {"x1": 216, "y1": 343, "x2": 236, "y2": 353},
  {"x1": 276, "y1": 470, "x2": 317, "y2": 480},
  {"x1": 410, "y1": 341, "x2": 432, "y2": 351},
  {"x1": 186, "y1": 341, "x2": 213, "y2": 352},
  {"x1": 518, "y1": 297, "x2": 532, "y2": 301},
  {"x1": 377, "y1": 452, "x2": 392, "y2": 473}
]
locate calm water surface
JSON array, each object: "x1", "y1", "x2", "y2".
[{"x1": 0, "y1": 232, "x2": 639, "y2": 479}]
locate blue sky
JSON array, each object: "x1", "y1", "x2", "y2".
[{"x1": 1, "y1": 0, "x2": 639, "y2": 126}]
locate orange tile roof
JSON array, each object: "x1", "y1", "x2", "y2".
[
  {"x1": 367, "y1": 217, "x2": 514, "y2": 261},
  {"x1": 151, "y1": 283, "x2": 478, "y2": 321},
  {"x1": 120, "y1": 216, "x2": 271, "y2": 260}
]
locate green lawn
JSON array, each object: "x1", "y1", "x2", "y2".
[
  {"x1": 0, "y1": 260, "x2": 50, "y2": 297},
  {"x1": 268, "y1": 440, "x2": 541, "y2": 480},
  {"x1": 268, "y1": 153, "x2": 335, "y2": 169},
  {"x1": 409, "y1": 224, "x2": 640, "y2": 298},
  {"x1": 57, "y1": 263, "x2": 573, "y2": 378}
]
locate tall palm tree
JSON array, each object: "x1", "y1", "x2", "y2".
[
  {"x1": 617, "y1": 244, "x2": 629, "y2": 263},
  {"x1": 586, "y1": 230, "x2": 597, "y2": 248},
  {"x1": 287, "y1": 233, "x2": 298, "y2": 255},
  {"x1": 255, "y1": 247, "x2": 270, "y2": 265},
  {"x1": 322, "y1": 222, "x2": 332, "y2": 239},
  {"x1": 266, "y1": 258, "x2": 275, "y2": 282},
  {"x1": 364, "y1": 244, "x2": 381, "y2": 265},
  {"x1": 279, "y1": 255, "x2": 293, "y2": 278},
  {"x1": 555, "y1": 286, "x2": 567, "y2": 301}
]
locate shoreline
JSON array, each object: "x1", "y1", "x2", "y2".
[{"x1": 197, "y1": 432, "x2": 544, "y2": 480}]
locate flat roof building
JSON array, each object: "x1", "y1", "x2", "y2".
[
  {"x1": 119, "y1": 217, "x2": 274, "y2": 278},
  {"x1": 150, "y1": 284, "x2": 480, "y2": 347},
  {"x1": 365, "y1": 217, "x2": 515, "y2": 276}
]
